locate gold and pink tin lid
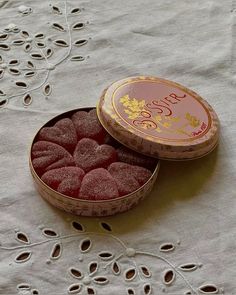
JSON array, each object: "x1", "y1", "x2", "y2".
[{"x1": 97, "y1": 76, "x2": 219, "y2": 160}]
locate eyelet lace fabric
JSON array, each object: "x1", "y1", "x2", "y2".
[{"x1": 0, "y1": 0, "x2": 235, "y2": 294}]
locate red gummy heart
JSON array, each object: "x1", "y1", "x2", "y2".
[
  {"x1": 38, "y1": 118, "x2": 77, "y2": 153},
  {"x1": 41, "y1": 167, "x2": 85, "y2": 198},
  {"x1": 32, "y1": 141, "x2": 75, "y2": 177},
  {"x1": 108, "y1": 162, "x2": 152, "y2": 196},
  {"x1": 117, "y1": 146, "x2": 156, "y2": 169},
  {"x1": 71, "y1": 109, "x2": 106, "y2": 143},
  {"x1": 73, "y1": 138, "x2": 117, "y2": 172},
  {"x1": 79, "y1": 168, "x2": 119, "y2": 200}
]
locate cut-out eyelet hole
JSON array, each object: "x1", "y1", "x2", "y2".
[
  {"x1": 36, "y1": 42, "x2": 46, "y2": 48},
  {"x1": 0, "y1": 33, "x2": 8, "y2": 41},
  {"x1": 9, "y1": 59, "x2": 19, "y2": 66},
  {"x1": 69, "y1": 267, "x2": 83, "y2": 279},
  {"x1": 9, "y1": 68, "x2": 20, "y2": 75},
  {"x1": 70, "y1": 55, "x2": 85, "y2": 62},
  {"x1": 140, "y1": 266, "x2": 151, "y2": 278},
  {"x1": 125, "y1": 268, "x2": 136, "y2": 281},
  {"x1": 43, "y1": 84, "x2": 52, "y2": 96},
  {"x1": 21, "y1": 30, "x2": 29, "y2": 38},
  {"x1": 112, "y1": 261, "x2": 121, "y2": 275},
  {"x1": 52, "y1": 23, "x2": 65, "y2": 32},
  {"x1": 0, "y1": 44, "x2": 10, "y2": 51},
  {"x1": 144, "y1": 284, "x2": 151, "y2": 295},
  {"x1": 72, "y1": 22, "x2": 84, "y2": 30},
  {"x1": 17, "y1": 283, "x2": 31, "y2": 290},
  {"x1": 15, "y1": 81, "x2": 27, "y2": 88},
  {"x1": 100, "y1": 222, "x2": 112, "y2": 232},
  {"x1": 80, "y1": 239, "x2": 91, "y2": 252},
  {"x1": 32, "y1": 289, "x2": 39, "y2": 295},
  {"x1": 70, "y1": 8, "x2": 81, "y2": 14},
  {"x1": 163, "y1": 270, "x2": 175, "y2": 285},
  {"x1": 23, "y1": 94, "x2": 32, "y2": 106},
  {"x1": 16, "y1": 232, "x2": 29, "y2": 244},
  {"x1": 0, "y1": 98, "x2": 8, "y2": 108},
  {"x1": 74, "y1": 39, "x2": 88, "y2": 47},
  {"x1": 27, "y1": 61, "x2": 35, "y2": 68},
  {"x1": 0, "y1": 69, "x2": 4, "y2": 79},
  {"x1": 179, "y1": 264, "x2": 198, "y2": 272},
  {"x1": 24, "y1": 44, "x2": 32, "y2": 52},
  {"x1": 159, "y1": 243, "x2": 175, "y2": 252},
  {"x1": 0, "y1": 55, "x2": 2, "y2": 63},
  {"x1": 43, "y1": 228, "x2": 58, "y2": 237},
  {"x1": 185, "y1": 292, "x2": 192, "y2": 295},
  {"x1": 12, "y1": 39, "x2": 25, "y2": 46},
  {"x1": 52, "y1": 5, "x2": 62, "y2": 14},
  {"x1": 98, "y1": 252, "x2": 114, "y2": 261},
  {"x1": 72, "y1": 221, "x2": 84, "y2": 231},
  {"x1": 87, "y1": 287, "x2": 95, "y2": 294},
  {"x1": 50, "y1": 243, "x2": 62, "y2": 260},
  {"x1": 89, "y1": 262, "x2": 98, "y2": 274},
  {"x1": 46, "y1": 48, "x2": 53, "y2": 58},
  {"x1": 53, "y1": 39, "x2": 69, "y2": 47},
  {"x1": 0, "y1": 90, "x2": 6, "y2": 96},
  {"x1": 24, "y1": 71, "x2": 35, "y2": 78},
  {"x1": 15, "y1": 251, "x2": 31, "y2": 263},
  {"x1": 30, "y1": 53, "x2": 44, "y2": 60},
  {"x1": 127, "y1": 289, "x2": 135, "y2": 295},
  {"x1": 35, "y1": 33, "x2": 45, "y2": 39},
  {"x1": 68, "y1": 283, "x2": 81, "y2": 294},
  {"x1": 199, "y1": 284, "x2": 219, "y2": 294},
  {"x1": 93, "y1": 277, "x2": 108, "y2": 285}
]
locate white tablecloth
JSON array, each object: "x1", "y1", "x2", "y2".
[{"x1": 0, "y1": 0, "x2": 235, "y2": 294}]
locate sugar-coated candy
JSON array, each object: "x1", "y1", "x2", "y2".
[
  {"x1": 73, "y1": 138, "x2": 117, "y2": 172},
  {"x1": 108, "y1": 162, "x2": 152, "y2": 196},
  {"x1": 41, "y1": 167, "x2": 85, "y2": 198},
  {"x1": 38, "y1": 118, "x2": 77, "y2": 153},
  {"x1": 79, "y1": 168, "x2": 119, "y2": 200},
  {"x1": 117, "y1": 146, "x2": 156, "y2": 169},
  {"x1": 72, "y1": 109, "x2": 106, "y2": 143},
  {"x1": 32, "y1": 141, "x2": 75, "y2": 176}
]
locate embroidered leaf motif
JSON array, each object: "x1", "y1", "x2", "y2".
[
  {"x1": 179, "y1": 263, "x2": 198, "y2": 272},
  {"x1": 52, "y1": 23, "x2": 65, "y2": 32},
  {"x1": 87, "y1": 287, "x2": 95, "y2": 294},
  {"x1": 70, "y1": 268, "x2": 83, "y2": 279},
  {"x1": 72, "y1": 221, "x2": 84, "y2": 231},
  {"x1": 46, "y1": 48, "x2": 53, "y2": 58},
  {"x1": 68, "y1": 283, "x2": 81, "y2": 294},
  {"x1": 125, "y1": 268, "x2": 136, "y2": 281},
  {"x1": 93, "y1": 277, "x2": 108, "y2": 285},
  {"x1": 24, "y1": 71, "x2": 35, "y2": 78},
  {"x1": 112, "y1": 261, "x2": 121, "y2": 275},
  {"x1": 140, "y1": 265, "x2": 151, "y2": 277},
  {"x1": 74, "y1": 39, "x2": 88, "y2": 47},
  {"x1": 30, "y1": 53, "x2": 44, "y2": 60},
  {"x1": 72, "y1": 22, "x2": 84, "y2": 30},
  {"x1": 163, "y1": 269, "x2": 175, "y2": 285},
  {"x1": 15, "y1": 81, "x2": 27, "y2": 88},
  {"x1": 23, "y1": 94, "x2": 32, "y2": 106},
  {"x1": 70, "y1": 8, "x2": 81, "y2": 14},
  {"x1": 35, "y1": 33, "x2": 45, "y2": 39},
  {"x1": 15, "y1": 251, "x2": 31, "y2": 263},
  {"x1": 16, "y1": 232, "x2": 30, "y2": 244},
  {"x1": 50, "y1": 243, "x2": 62, "y2": 259},
  {"x1": 24, "y1": 44, "x2": 32, "y2": 52},
  {"x1": 0, "y1": 98, "x2": 7, "y2": 108},
  {"x1": 143, "y1": 284, "x2": 151, "y2": 295},
  {"x1": 12, "y1": 39, "x2": 25, "y2": 46},
  {"x1": 0, "y1": 44, "x2": 10, "y2": 51},
  {"x1": 9, "y1": 59, "x2": 19, "y2": 66},
  {"x1": 53, "y1": 39, "x2": 69, "y2": 47},
  {"x1": 70, "y1": 55, "x2": 85, "y2": 61},
  {"x1": 159, "y1": 243, "x2": 175, "y2": 252},
  {"x1": 80, "y1": 239, "x2": 91, "y2": 252},
  {"x1": 199, "y1": 284, "x2": 219, "y2": 294},
  {"x1": 9, "y1": 68, "x2": 20, "y2": 75},
  {"x1": 89, "y1": 262, "x2": 98, "y2": 274},
  {"x1": 52, "y1": 5, "x2": 62, "y2": 14},
  {"x1": 100, "y1": 222, "x2": 112, "y2": 232},
  {"x1": 0, "y1": 33, "x2": 8, "y2": 40},
  {"x1": 43, "y1": 229, "x2": 58, "y2": 237},
  {"x1": 98, "y1": 252, "x2": 114, "y2": 261},
  {"x1": 27, "y1": 61, "x2": 35, "y2": 69},
  {"x1": 36, "y1": 42, "x2": 46, "y2": 48},
  {"x1": 43, "y1": 84, "x2": 52, "y2": 96},
  {"x1": 21, "y1": 30, "x2": 29, "y2": 38}
]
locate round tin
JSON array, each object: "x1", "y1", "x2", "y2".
[
  {"x1": 29, "y1": 108, "x2": 160, "y2": 217},
  {"x1": 97, "y1": 76, "x2": 219, "y2": 160}
]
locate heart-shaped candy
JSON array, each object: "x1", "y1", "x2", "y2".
[
  {"x1": 73, "y1": 138, "x2": 117, "y2": 172},
  {"x1": 71, "y1": 109, "x2": 106, "y2": 143},
  {"x1": 108, "y1": 162, "x2": 152, "y2": 196},
  {"x1": 79, "y1": 168, "x2": 119, "y2": 200},
  {"x1": 32, "y1": 141, "x2": 75, "y2": 177},
  {"x1": 38, "y1": 118, "x2": 77, "y2": 153},
  {"x1": 41, "y1": 167, "x2": 85, "y2": 198}
]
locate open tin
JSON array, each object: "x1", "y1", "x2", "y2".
[{"x1": 29, "y1": 76, "x2": 219, "y2": 216}]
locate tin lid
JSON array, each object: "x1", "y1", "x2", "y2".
[{"x1": 97, "y1": 76, "x2": 219, "y2": 160}]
